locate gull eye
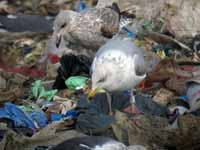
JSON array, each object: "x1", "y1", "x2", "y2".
[
  {"x1": 97, "y1": 77, "x2": 106, "y2": 83},
  {"x1": 60, "y1": 23, "x2": 66, "y2": 29}
]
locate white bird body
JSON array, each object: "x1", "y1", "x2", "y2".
[
  {"x1": 49, "y1": 136, "x2": 147, "y2": 150},
  {"x1": 91, "y1": 38, "x2": 146, "y2": 92}
]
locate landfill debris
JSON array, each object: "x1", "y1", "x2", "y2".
[
  {"x1": 65, "y1": 76, "x2": 88, "y2": 90},
  {"x1": 0, "y1": 102, "x2": 48, "y2": 132},
  {"x1": 0, "y1": 14, "x2": 53, "y2": 33},
  {"x1": 186, "y1": 77, "x2": 200, "y2": 111},
  {"x1": 145, "y1": 58, "x2": 200, "y2": 94},
  {"x1": 31, "y1": 80, "x2": 58, "y2": 101},
  {"x1": 0, "y1": 122, "x2": 86, "y2": 150},
  {"x1": 97, "y1": 0, "x2": 200, "y2": 39},
  {"x1": 134, "y1": 95, "x2": 170, "y2": 117},
  {"x1": 1, "y1": 0, "x2": 200, "y2": 150},
  {"x1": 0, "y1": 32, "x2": 49, "y2": 78},
  {"x1": 75, "y1": 92, "x2": 131, "y2": 134},
  {"x1": 53, "y1": 54, "x2": 92, "y2": 90},
  {"x1": 0, "y1": 71, "x2": 32, "y2": 104},
  {"x1": 153, "y1": 88, "x2": 175, "y2": 106},
  {"x1": 39, "y1": 0, "x2": 97, "y2": 15},
  {"x1": 0, "y1": 75, "x2": 6, "y2": 89},
  {"x1": 112, "y1": 111, "x2": 200, "y2": 150},
  {"x1": 0, "y1": 0, "x2": 97, "y2": 15},
  {"x1": 46, "y1": 101, "x2": 77, "y2": 117}
]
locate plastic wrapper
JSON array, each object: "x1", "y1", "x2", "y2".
[
  {"x1": 31, "y1": 80, "x2": 58, "y2": 101},
  {"x1": 65, "y1": 76, "x2": 88, "y2": 90}
]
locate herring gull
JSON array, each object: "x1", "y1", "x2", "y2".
[
  {"x1": 89, "y1": 38, "x2": 146, "y2": 114},
  {"x1": 52, "y1": 5, "x2": 120, "y2": 50},
  {"x1": 49, "y1": 136, "x2": 147, "y2": 150}
]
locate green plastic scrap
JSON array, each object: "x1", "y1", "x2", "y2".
[
  {"x1": 65, "y1": 76, "x2": 89, "y2": 90},
  {"x1": 142, "y1": 20, "x2": 154, "y2": 30},
  {"x1": 18, "y1": 105, "x2": 34, "y2": 113},
  {"x1": 32, "y1": 80, "x2": 57, "y2": 101}
]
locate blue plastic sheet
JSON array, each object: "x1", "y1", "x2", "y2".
[
  {"x1": 51, "y1": 110, "x2": 78, "y2": 122},
  {"x1": 0, "y1": 103, "x2": 48, "y2": 129},
  {"x1": 75, "y1": 0, "x2": 87, "y2": 12},
  {"x1": 29, "y1": 112, "x2": 48, "y2": 128}
]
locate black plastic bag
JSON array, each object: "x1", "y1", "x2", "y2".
[{"x1": 53, "y1": 54, "x2": 92, "y2": 89}]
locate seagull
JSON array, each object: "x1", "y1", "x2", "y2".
[
  {"x1": 89, "y1": 38, "x2": 146, "y2": 114},
  {"x1": 49, "y1": 136, "x2": 147, "y2": 150},
  {"x1": 52, "y1": 4, "x2": 120, "y2": 50}
]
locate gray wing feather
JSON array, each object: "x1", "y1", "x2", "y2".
[{"x1": 134, "y1": 54, "x2": 146, "y2": 76}]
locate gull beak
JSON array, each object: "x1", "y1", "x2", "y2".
[
  {"x1": 88, "y1": 88, "x2": 97, "y2": 99},
  {"x1": 87, "y1": 88, "x2": 106, "y2": 99},
  {"x1": 56, "y1": 33, "x2": 62, "y2": 48}
]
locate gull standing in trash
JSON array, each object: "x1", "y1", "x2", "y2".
[
  {"x1": 89, "y1": 38, "x2": 146, "y2": 114},
  {"x1": 52, "y1": 4, "x2": 120, "y2": 50},
  {"x1": 49, "y1": 136, "x2": 147, "y2": 150}
]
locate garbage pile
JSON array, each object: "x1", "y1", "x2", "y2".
[{"x1": 1, "y1": 0, "x2": 200, "y2": 150}]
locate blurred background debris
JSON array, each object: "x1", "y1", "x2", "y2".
[{"x1": 1, "y1": 0, "x2": 200, "y2": 150}]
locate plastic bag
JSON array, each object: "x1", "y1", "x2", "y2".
[
  {"x1": 65, "y1": 76, "x2": 88, "y2": 90},
  {"x1": 32, "y1": 80, "x2": 58, "y2": 101}
]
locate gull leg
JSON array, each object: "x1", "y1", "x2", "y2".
[
  {"x1": 106, "y1": 92, "x2": 113, "y2": 115},
  {"x1": 130, "y1": 89, "x2": 136, "y2": 112},
  {"x1": 130, "y1": 89, "x2": 136, "y2": 103}
]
